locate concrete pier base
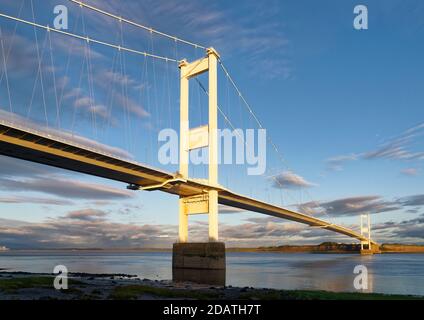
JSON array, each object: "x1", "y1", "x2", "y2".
[
  {"x1": 360, "y1": 244, "x2": 381, "y2": 255},
  {"x1": 172, "y1": 242, "x2": 226, "y2": 286}
]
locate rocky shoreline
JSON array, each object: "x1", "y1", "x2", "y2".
[{"x1": 0, "y1": 272, "x2": 422, "y2": 300}]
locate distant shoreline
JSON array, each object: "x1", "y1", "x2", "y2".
[
  {"x1": 229, "y1": 243, "x2": 424, "y2": 254},
  {"x1": 1, "y1": 243, "x2": 424, "y2": 254}
]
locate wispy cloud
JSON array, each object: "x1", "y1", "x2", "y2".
[
  {"x1": 400, "y1": 168, "x2": 419, "y2": 176},
  {"x1": 218, "y1": 205, "x2": 246, "y2": 214},
  {"x1": 0, "y1": 176, "x2": 133, "y2": 200},
  {"x1": 326, "y1": 122, "x2": 424, "y2": 171},
  {"x1": 2, "y1": 204, "x2": 424, "y2": 249},
  {"x1": 73, "y1": 96, "x2": 114, "y2": 123},
  {"x1": 297, "y1": 196, "x2": 400, "y2": 217},
  {"x1": 363, "y1": 123, "x2": 424, "y2": 161},
  {"x1": 82, "y1": 0, "x2": 292, "y2": 79},
  {"x1": 0, "y1": 195, "x2": 72, "y2": 206},
  {"x1": 0, "y1": 215, "x2": 344, "y2": 249},
  {"x1": 0, "y1": 211, "x2": 177, "y2": 249},
  {"x1": 65, "y1": 209, "x2": 108, "y2": 221},
  {"x1": 0, "y1": 155, "x2": 134, "y2": 202},
  {"x1": 271, "y1": 171, "x2": 316, "y2": 189},
  {"x1": 50, "y1": 33, "x2": 104, "y2": 60},
  {"x1": 398, "y1": 194, "x2": 424, "y2": 207},
  {"x1": 243, "y1": 216, "x2": 287, "y2": 224},
  {"x1": 372, "y1": 214, "x2": 424, "y2": 242},
  {"x1": 0, "y1": 155, "x2": 59, "y2": 178},
  {"x1": 297, "y1": 194, "x2": 424, "y2": 218},
  {"x1": 325, "y1": 154, "x2": 359, "y2": 172},
  {"x1": 91, "y1": 69, "x2": 150, "y2": 119},
  {"x1": 317, "y1": 196, "x2": 400, "y2": 217}
]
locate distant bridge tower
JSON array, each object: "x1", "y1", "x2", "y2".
[{"x1": 360, "y1": 214, "x2": 372, "y2": 251}]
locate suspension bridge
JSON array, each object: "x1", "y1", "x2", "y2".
[{"x1": 0, "y1": 0, "x2": 378, "y2": 283}]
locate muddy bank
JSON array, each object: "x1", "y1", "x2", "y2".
[{"x1": 0, "y1": 272, "x2": 422, "y2": 300}]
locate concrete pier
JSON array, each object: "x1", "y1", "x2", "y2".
[
  {"x1": 360, "y1": 244, "x2": 381, "y2": 255},
  {"x1": 172, "y1": 242, "x2": 226, "y2": 285}
]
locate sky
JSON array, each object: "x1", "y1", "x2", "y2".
[{"x1": 0, "y1": 0, "x2": 423, "y2": 249}]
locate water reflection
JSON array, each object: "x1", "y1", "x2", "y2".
[{"x1": 0, "y1": 252, "x2": 423, "y2": 296}]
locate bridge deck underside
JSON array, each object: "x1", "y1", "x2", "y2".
[{"x1": 0, "y1": 122, "x2": 372, "y2": 244}]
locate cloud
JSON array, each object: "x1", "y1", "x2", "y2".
[
  {"x1": 0, "y1": 33, "x2": 44, "y2": 77},
  {"x1": 0, "y1": 30, "x2": 101, "y2": 84},
  {"x1": 326, "y1": 123, "x2": 424, "y2": 171},
  {"x1": 65, "y1": 209, "x2": 108, "y2": 221},
  {"x1": 364, "y1": 143, "x2": 424, "y2": 161},
  {"x1": 271, "y1": 171, "x2": 316, "y2": 189},
  {"x1": 243, "y1": 216, "x2": 287, "y2": 224},
  {"x1": 397, "y1": 194, "x2": 424, "y2": 207},
  {"x1": 2, "y1": 205, "x2": 424, "y2": 249},
  {"x1": 73, "y1": 96, "x2": 114, "y2": 123},
  {"x1": 325, "y1": 154, "x2": 358, "y2": 171},
  {"x1": 0, "y1": 155, "x2": 54, "y2": 178},
  {"x1": 49, "y1": 33, "x2": 104, "y2": 60},
  {"x1": 0, "y1": 218, "x2": 31, "y2": 228},
  {"x1": 0, "y1": 212, "x2": 177, "y2": 249},
  {"x1": 93, "y1": 69, "x2": 150, "y2": 119},
  {"x1": 218, "y1": 221, "x2": 345, "y2": 245},
  {"x1": 112, "y1": 90, "x2": 150, "y2": 118},
  {"x1": 71, "y1": 0, "x2": 292, "y2": 79},
  {"x1": 74, "y1": 97, "x2": 94, "y2": 108},
  {"x1": 69, "y1": 68, "x2": 150, "y2": 121},
  {"x1": 0, "y1": 206, "x2": 347, "y2": 249},
  {"x1": 63, "y1": 87, "x2": 82, "y2": 101},
  {"x1": 296, "y1": 193, "x2": 424, "y2": 218},
  {"x1": 400, "y1": 168, "x2": 419, "y2": 176},
  {"x1": 0, "y1": 195, "x2": 72, "y2": 206},
  {"x1": 218, "y1": 205, "x2": 246, "y2": 214},
  {"x1": 297, "y1": 196, "x2": 401, "y2": 217},
  {"x1": 0, "y1": 176, "x2": 133, "y2": 200},
  {"x1": 101, "y1": 70, "x2": 137, "y2": 87},
  {"x1": 297, "y1": 201, "x2": 325, "y2": 216},
  {"x1": 0, "y1": 127, "x2": 134, "y2": 203},
  {"x1": 320, "y1": 196, "x2": 400, "y2": 216},
  {"x1": 372, "y1": 214, "x2": 424, "y2": 242},
  {"x1": 364, "y1": 122, "x2": 424, "y2": 161}
]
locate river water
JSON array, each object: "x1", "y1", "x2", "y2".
[{"x1": 0, "y1": 251, "x2": 423, "y2": 296}]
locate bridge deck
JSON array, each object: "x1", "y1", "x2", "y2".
[{"x1": 0, "y1": 121, "x2": 373, "y2": 244}]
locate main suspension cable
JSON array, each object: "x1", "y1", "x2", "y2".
[
  {"x1": 68, "y1": 0, "x2": 207, "y2": 50},
  {"x1": 0, "y1": 12, "x2": 179, "y2": 63}
]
